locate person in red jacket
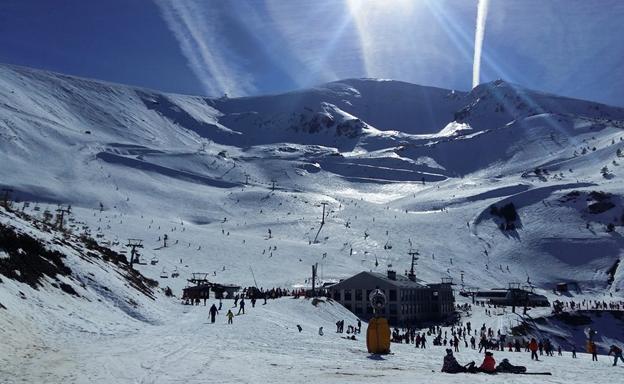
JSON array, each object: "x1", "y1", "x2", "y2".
[
  {"x1": 529, "y1": 338, "x2": 539, "y2": 361},
  {"x1": 479, "y1": 352, "x2": 496, "y2": 373}
]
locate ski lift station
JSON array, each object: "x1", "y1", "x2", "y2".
[
  {"x1": 181, "y1": 273, "x2": 241, "y2": 304},
  {"x1": 471, "y1": 283, "x2": 550, "y2": 307},
  {"x1": 328, "y1": 269, "x2": 455, "y2": 326}
]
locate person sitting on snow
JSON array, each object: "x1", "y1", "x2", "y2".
[
  {"x1": 441, "y1": 349, "x2": 476, "y2": 373},
  {"x1": 496, "y1": 358, "x2": 526, "y2": 374},
  {"x1": 479, "y1": 351, "x2": 496, "y2": 373}
]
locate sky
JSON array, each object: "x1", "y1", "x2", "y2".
[{"x1": 0, "y1": 0, "x2": 623, "y2": 107}]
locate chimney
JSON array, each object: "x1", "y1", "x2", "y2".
[{"x1": 387, "y1": 270, "x2": 397, "y2": 280}]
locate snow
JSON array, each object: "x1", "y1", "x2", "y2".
[{"x1": 1, "y1": 63, "x2": 624, "y2": 382}]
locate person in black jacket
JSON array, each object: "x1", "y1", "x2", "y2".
[
  {"x1": 609, "y1": 345, "x2": 624, "y2": 366},
  {"x1": 209, "y1": 304, "x2": 218, "y2": 323}
]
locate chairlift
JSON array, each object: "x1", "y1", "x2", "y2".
[
  {"x1": 171, "y1": 267, "x2": 179, "y2": 278},
  {"x1": 135, "y1": 254, "x2": 148, "y2": 265},
  {"x1": 34, "y1": 203, "x2": 41, "y2": 211},
  {"x1": 150, "y1": 257, "x2": 159, "y2": 265},
  {"x1": 160, "y1": 267, "x2": 169, "y2": 278}
]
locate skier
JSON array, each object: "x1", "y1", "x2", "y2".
[
  {"x1": 357, "y1": 319, "x2": 361, "y2": 334},
  {"x1": 319, "y1": 327, "x2": 324, "y2": 336},
  {"x1": 226, "y1": 309, "x2": 234, "y2": 324},
  {"x1": 529, "y1": 338, "x2": 539, "y2": 361},
  {"x1": 237, "y1": 298, "x2": 245, "y2": 315},
  {"x1": 297, "y1": 324, "x2": 302, "y2": 333},
  {"x1": 572, "y1": 344, "x2": 577, "y2": 358},
  {"x1": 209, "y1": 303, "x2": 218, "y2": 323},
  {"x1": 608, "y1": 345, "x2": 624, "y2": 366}
]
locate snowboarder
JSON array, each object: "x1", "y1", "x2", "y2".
[
  {"x1": 209, "y1": 304, "x2": 218, "y2": 323},
  {"x1": 226, "y1": 310, "x2": 234, "y2": 324},
  {"x1": 608, "y1": 345, "x2": 624, "y2": 366},
  {"x1": 319, "y1": 327, "x2": 324, "y2": 336}
]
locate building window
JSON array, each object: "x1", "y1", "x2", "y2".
[
  {"x1": 390, "y1": 304, "x2": 397, "y2": 315},
  {"x1": 355, "y1": 304, "x2": 363, "y2": 314},
  {"x1": 389, "y1": 290, "x2": 397, "y2": 301},
  {"x1": 344, "y1": 289, "x2": 352, "y2": 301},
  {"x1": 355, "y1": 289, "x2": 362, "y2": 301}
]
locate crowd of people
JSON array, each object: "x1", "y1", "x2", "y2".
[{"x1": 553, "y1": 299, "x2": 624, "y2": 312}]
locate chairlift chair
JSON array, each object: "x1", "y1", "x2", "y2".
[
  {"x1": 150, "y1": 257, "x2": 159, "y2": 265},
  {"x1": 171, "y1": 267, "x2": 179, "y2": 278},
  {"x1": 160, "y1": 267, "x2": 169, "y2": 278}
]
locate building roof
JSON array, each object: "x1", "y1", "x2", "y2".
[{"x1": 331, "y1": 271, "x2": 430, "y2": 290}]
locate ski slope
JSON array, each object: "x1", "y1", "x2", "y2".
[{"x1": 1, "y1": 64, "x2": 624, "y2": 382}]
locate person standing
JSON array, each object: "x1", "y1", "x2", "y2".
[
  {"x1": 209, "y1": 303, "x2": 219, "y2": 323},
  {"x1": 572, "y1": 344, "x2": 577, "y2": 358},
  {"x1": 226, "y1": 309, "x2": 234, "y2": 324},
  {"x1": 589, "y1": 341, "x2": 598, "y2": 361},
  {"x1": 529, "y1": 338, "x2": 539, "y2": 361},
  {"x1": 237, "y1": 298, "x2": 245, "y2": 315}
]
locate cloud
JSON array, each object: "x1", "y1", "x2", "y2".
[{"x1": 154, "y1": 0, "x2": 256, "y2": 97}]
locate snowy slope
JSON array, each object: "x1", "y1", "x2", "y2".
[{"x1": 2, "y1": 63, "x2": 624, "y2": 382}]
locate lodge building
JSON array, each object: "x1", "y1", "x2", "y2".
[{"x1": 329, "y1": 270, "x2": 455, "y2": 326}]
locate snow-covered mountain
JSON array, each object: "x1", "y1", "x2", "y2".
[{"x1": 2, "y1": 64, "x2": 624, "y2": 382}]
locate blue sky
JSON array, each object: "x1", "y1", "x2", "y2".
[{"x1": 1, "y1": 0, "x2": 623, "y2": 106}]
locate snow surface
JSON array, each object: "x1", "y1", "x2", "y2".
[{"x1": 2, "y1": 64, "x2": 624, "y2": 382}]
